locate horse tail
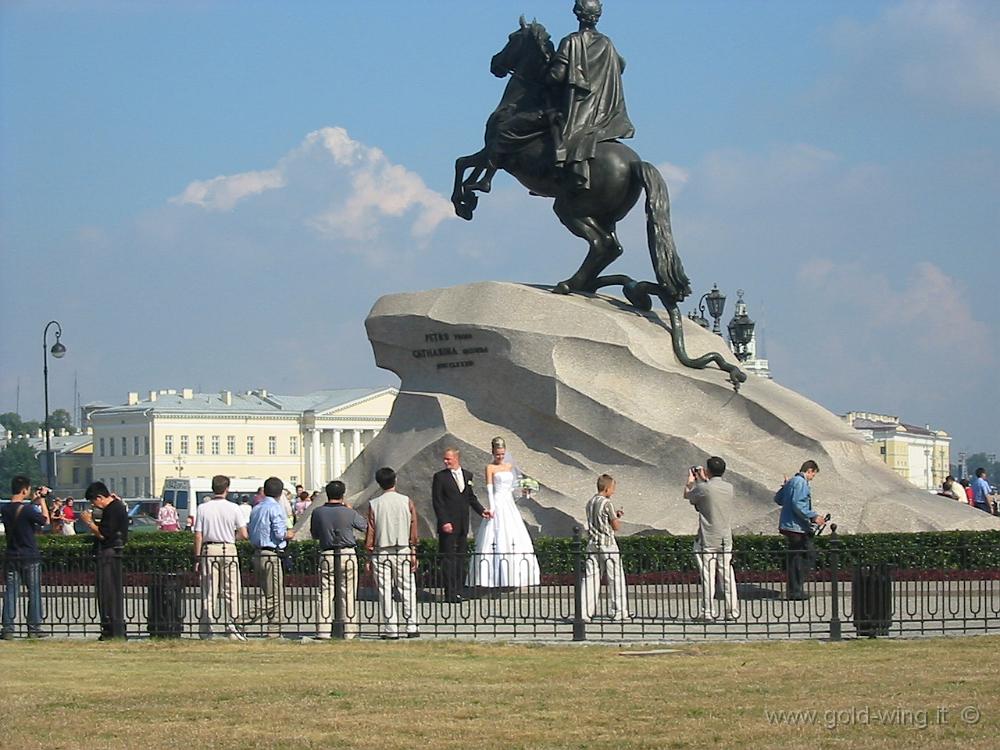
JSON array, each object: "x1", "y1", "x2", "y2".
[{"x1": 634, "y1": 161, "x2": 692, "y2": 304}]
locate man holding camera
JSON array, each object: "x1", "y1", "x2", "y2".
[
  {"x1": 1, "y1": 476, "x2": 51, "y2": 639},
  {"x1": 774, "y1": 460, "x2": 826, "y2": 600},
  {"x1": 684, "y1": 458, "x2": 739, "y2": 622},
  {"x1": 80, "y1": 481, "x2": 129, "y2": 640}
]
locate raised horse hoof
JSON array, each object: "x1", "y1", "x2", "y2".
[
  {"x1": 552, "y1": 282, "x2": 572, "y2": 295},
  {"x1": 623, "y1": 281, "x2": 653, "y2": 312},
  {"x1": 455, "y1": 204, "x2": 474, "y2": 221}
]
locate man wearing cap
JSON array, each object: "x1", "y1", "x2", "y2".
[{"x1": 193, "y1": 475, "x2": 248, "y2": 640}]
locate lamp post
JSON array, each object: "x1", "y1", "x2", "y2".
[
  {"x1": 726, "y1": 290, "x2": 756, "y2": 363},
  {"x1": 687, "y1": 284, "x2": 727, "y2": 333},
  {"x1": 42, "y1": 320, "x2": 67, "y2": 489}
]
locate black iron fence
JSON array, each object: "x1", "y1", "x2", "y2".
[{"x1": 2, "y1": 530, "x2": 999, "y2": 641}]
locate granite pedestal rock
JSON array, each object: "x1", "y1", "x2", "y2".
[{"x1": 327, "y1": 282, "x2": 998, "y2": 537}]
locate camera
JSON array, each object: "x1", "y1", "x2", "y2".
[{"x1": 690, "y1": 465, "x2": 703, "y2": 476}]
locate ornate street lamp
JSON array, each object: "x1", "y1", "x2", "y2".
[
  {"x1": 42, "y1": 320, "x2": 67, "y2": 489},
  {"x1": 687, "y1": 283, "x2": 727, "y2": 333},
  {"x1": 726, "y1": 290, "x2": 756, "y2": 363}
]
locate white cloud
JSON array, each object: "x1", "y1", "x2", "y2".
[
  {"x1": 656, "y1": 162, "x2": 690, "y2": 196},
  {"x1": 170, "y1": 168, "x2": 285, "y2": 211},
  {"x1": 831, "y1": 0, "x2": 1000, "y2": 113},
  {"x1": 169, "y1": 126, "x2": 454, "y2": 242}
]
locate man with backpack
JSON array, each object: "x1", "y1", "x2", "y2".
[{"x1": 775, "y1": 460, "x2": 826, "y2": 600}]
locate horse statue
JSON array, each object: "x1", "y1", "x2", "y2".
[{"x1": 452, "y1": 19, "x2": 746, "y2": 388}]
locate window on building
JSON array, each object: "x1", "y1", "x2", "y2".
[
  {"x1": 72, "y1": 467, "x2": 80, "y2": 484},
  {"x1": 268, "y1": 436, "x2": 277, "y2": 455},
  {"x1": 133, "y1": 477, "x2": 140, "y2": 497},
  {"x1": 290, "y1": 476, "x2": 298, "y2": 485},
  {"x1": 109, "y1": 478, "x2": 116, "y2": 492},
  {"x1": 87, "y1": 469, "x2": 93, "y2": 483},
  {"x1": 165, "y1": 435, "x2": 173, "y2": 455},
  {"x1": 290, "y1": 436, "x2": 298, "y2": 456},
  {"x1": 211, "y1": 436, "x2": 220, "y2": 455},
  {"x1": 121, "y1": 437, "x2": 127, "y2": 456},
  {"x1": 196, "y1": 436, "x2": 205, "y2": 455},
  {"x1": 122, "y1": 477, "x2": 127, "y2": 495},
  {"x1": 227, "y1": 435, "x2": 236, "y2": 455},
  {"x1": 134, "y1": 436, "x2": 140, "y2": 455},
  {"x1": 246, "y1": 436, "x2": 255, "y2": 455},
  {"x1": 109, "y1": 439, "x2": 115, "y2": 457},
  {"x1": 99, "y1": 438, "x2": 106, "y2": 457},
  {"x1": 144, "y1": 436, "x2": 150, "y2": 455},
  {"x1": 143, "y1": 477, "x2": 150, "y2": 496},
  {"x1": 180, "y1": 435, "x2": 189, "y2": 454}
]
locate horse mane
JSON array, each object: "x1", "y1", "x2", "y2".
[{"x1": 518, "y1": 15, "x2": 553, "y2": 62}]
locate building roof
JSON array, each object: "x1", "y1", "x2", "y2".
[
  {"x1": 849, "y1": 418, "x2": 946, "y2": 438},
  {"x1": 91, "y1": 387, "x2": 396, "y2": 418},
  {"x1": 24, "y1": 434, "x2": 93, "y2": 454}
]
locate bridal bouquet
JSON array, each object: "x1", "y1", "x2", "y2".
[{"x1": 518, "y1": 476, "x2": 539, "y2": 498}]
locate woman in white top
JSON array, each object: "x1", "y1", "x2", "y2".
[{"x1": 467, "y1": 436, "x2": 540, "y2": 589}]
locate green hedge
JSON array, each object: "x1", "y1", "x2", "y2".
[{"x1": 21, "y1": 529, "x2": 1000, "y2": 573}]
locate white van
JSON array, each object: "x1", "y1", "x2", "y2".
[{"x1": 161, "y1": 477, "x2": 263, "y2": 526}]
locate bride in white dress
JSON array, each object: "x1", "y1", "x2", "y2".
[{"x1": 468, "y1": 436, "x2": 541, "y2": 588}]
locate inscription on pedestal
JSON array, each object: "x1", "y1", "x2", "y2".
[{"x1": 411, "y1": 331, "x2": 489, "y2": 370}]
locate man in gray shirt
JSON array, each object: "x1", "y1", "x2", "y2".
[
  {"x1": 684, "y1": 456, "x2": 738, "y2": 622},
  {"x1": 310, "y1": 480, "x2": 367, "y2": 640}
]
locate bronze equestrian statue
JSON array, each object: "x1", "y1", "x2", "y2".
[{"x1": 452, "y1": 2, "x2": 746, "y2": 388}]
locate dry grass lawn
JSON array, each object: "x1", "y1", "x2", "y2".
[{"x1": 1, "y1": 635, "x2": 998, "y2": 749}]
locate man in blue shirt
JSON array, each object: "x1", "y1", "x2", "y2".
[
  {"x1": 1, "y1": 476, "x2": 50, "y2": 639},
  {"x1": 248, "y1": 476, "x2": 294, "y2": 637},
  {"x1": 775, "y1": 460, "x2": 826, "y2": 600},
  {"x1": 972, "y1": 468, "x2": 994, "y2": 514}
]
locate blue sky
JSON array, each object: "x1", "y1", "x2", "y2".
[{"x1": 2, "y1": 1, "x2": 998, "y2": 454}]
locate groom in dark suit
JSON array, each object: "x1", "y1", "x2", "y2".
[{"x1": 432, "y1": 447, "x2": 492, "y2": 602}]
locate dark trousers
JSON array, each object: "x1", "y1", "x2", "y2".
[
  {"x1": 784, "y1": 531, "x2": 815, "y2": 598},
  {"x1": 96, "y1": 547, "x2": 126, "y2": 638},
  {"x1": 438, "y1": 531, "x2": 469, "y2": 599}
]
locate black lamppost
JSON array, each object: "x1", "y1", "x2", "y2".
[
  {"x1": 687, "y1": 284, "x2": 727, "y2": 333},
  {"x1": 42, "y1": 320, "x2": 67, "y2": 489},
  {"x1": 726, "y1": 290, "x2": 756, "y2": 363}
]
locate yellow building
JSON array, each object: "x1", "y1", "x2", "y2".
[
  {"x1": 21, "y1": 430, "x2": 94, "y2": 498},
  {"x1": 842, "y1": 411, "x2": 951, "y2": 491},
  {"x1": 90, "y1": 387, "x2": 397, "y2": 497}
]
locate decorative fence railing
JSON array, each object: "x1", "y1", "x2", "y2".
[{"x1": 2, "y1": 530, "x2": 999, "y2": 641}]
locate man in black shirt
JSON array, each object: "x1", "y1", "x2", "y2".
[
  {"x1": 81, "y1": 481, "x2": 129, "y2": 640},
  {"x1": 1, "y1": 475, "x2": 50, "y2": 639},
  {"x1": 310, "y1": 480, "x2": 367, "y2": 639}
]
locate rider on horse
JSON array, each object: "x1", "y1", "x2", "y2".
[
  {"x1": 548, "y1": 0, "x2": 634, "y2": 191},
  {"x1": 481, "y1": 1, "x2": 632, "y2": 194}
]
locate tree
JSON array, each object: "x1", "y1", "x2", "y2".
[
  {"x1": 48, "y1": 408, "x2": 77, "y2": 434},
  {"x1": 0, "y1": 411, "x2": 43, "y2": 438},
  {"x1": 0, "y1": 438, "x2": 43, "y2": 496},
  {"x1": 0, "y1": 412, "x2": 24, "y2": 435},
  {"x1": 951, "y1": 452, "x2": 1000, "y2": 482}
]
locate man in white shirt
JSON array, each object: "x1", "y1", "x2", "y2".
[{"x1": 193, "y1": 475, "x2": 248, "y2": 640}]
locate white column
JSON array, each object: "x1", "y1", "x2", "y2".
[
  {"x1": 333, "y1": 429, "x2": 344, "y2": 478},
  {"x1": 352, "y1": 429, "x2": 362, "y2": 464},
  {"x1": 310, "y1": 428, "x2": 322, "y2": 489}
]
